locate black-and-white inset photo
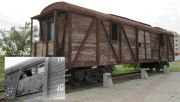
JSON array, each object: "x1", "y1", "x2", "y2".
[{"x1": 5, "y1": 57, "x2": 65, "y2": 101}]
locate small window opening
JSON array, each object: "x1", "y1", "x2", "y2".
[
  {"x1": 31, "y1": 67, "x2": 38, "y2": 75},
  {"x1": 159, "y1": 34, "x2": 165, "y2": 47},
  {"x1": 48, "y1": 17, "x2": 54, "y2": 41},
  {"x1": 38, "y1": 63, "x2": 45, "y2": 73},
  {"x1": 19, "y1": 63, "x2": 45, "y2": 80},
  {"x1": 20, "y1": 69, "x2": 33, "y2": 80},
  {"x1": 20, "y1": 67, "x2": 38, "y2": 80},
  {"x1": 111, "y1": 23, "x2": 118, "y2": 40}
]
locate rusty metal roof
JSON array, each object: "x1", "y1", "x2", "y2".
[{"x1": 32, "y1": 2, "x2": 173, "y2": 35}]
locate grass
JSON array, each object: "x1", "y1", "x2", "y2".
[
  {"x1": 169, "y1": 61, "x2": 180, "y2": 72},
  {"x1": 112, "y1": 64, "x2": 140, "y2": 74},
  {"x1": 113, "y1": 61, "x2": 180, "y2": 74}
]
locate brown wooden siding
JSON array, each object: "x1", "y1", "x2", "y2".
[{"x1": 31, "y1": 8, "x2": 174, "y2": 68}]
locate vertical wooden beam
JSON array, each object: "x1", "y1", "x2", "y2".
[
  {"x1": 160, "y1": 35, "x2": 165, "y2": 60},
  {"x1": 172, "y1": 35, "x2": 175, "y2": 60},
  {"x1": 34, "y1": 43, "x2": 36, "y2": 56},
  {"x1": 110, "y1": 22, "x2": 112, "y2": 40},
  {"x1": 96, "y1": 18, "x2": 99, "y2": 65},
  {"x1": 54, "y1": 11, "x2": 58, "y2": 56},
  {"x1": 43, "y1": 58, "x2": 49, "y2": 97},
  {"x1": 59, "y1": 13, "x2": 68, "y2": 56},
  {"x1": 39, "y1": 21, "x2": 42, "y2": 42},
  {"x1": 135, "y1": 27, "x2": 139, "y2": 63},
  {"x1": 144, "y1": 31, "x2": 147, "y2": 59},
  {"x1": 68, "y1": 11, "x2": 72, "y2": 67},
  {"x1": 45, "y1": 17, "x2": 48, "y2": 42},
  {"x1": 167, "y1": 35, "x2": 169, "y2": 60},
  {"x1": 30, "y1": 19, "x2": 33, "y2": 56},
  {"x1": 158, "y1": 35, "x2": 161, "y2": 60},
  {"x1": 119, "y1": 23, "x2": 122, "y2": 63},
  {"x1": 151, "y1": 37, "x2": 158, "y2": 60},
  {"x1": 46, "y1": 17, "x2": 48, "y2": 56},
  {"x1": 168, "y1": 36, "x2": 174, "y2": 60}
]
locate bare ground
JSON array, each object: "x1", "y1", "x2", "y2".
[{"x1": 3, "y1": 72, "x2": 180, "y2": 102}]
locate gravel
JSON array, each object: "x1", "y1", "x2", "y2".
[
  {"x1": 60, "y1": 72, "x2": 180, "y2": 102},
  {"x1": 6, "y1": 72, "x2": 180, "y2": 102}
]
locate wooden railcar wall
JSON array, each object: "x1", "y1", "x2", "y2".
[
  {"x1": 31, "y1": 11, "x2": 174, "y2": 68},
  {"x1": 31, "y1": 42, "x2": 54, "y2": 56},
  {"x1": 68, "y1": 12, "x2": 174, "y2": 68},
  {"x1": 48, "y1": 58, "x2": 65, "y2": 98},
  {"x1": 70, "y1": 12, "x2": 137, "y2": 68}
]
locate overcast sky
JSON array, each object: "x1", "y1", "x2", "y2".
[{"x1": 0, "y1": 0, "x2": 180, "y2": 34}]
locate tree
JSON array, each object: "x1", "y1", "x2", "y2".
[{"x1": 0, "y1": 22, "x2": 38, "y2": 56}]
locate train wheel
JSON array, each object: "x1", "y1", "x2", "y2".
[
  {"x1": 69, "y1": 78, "x2": 82, "y2": 87},
  {"x1": 68, "y1": 69, "x2": 86, "y2": 87}
]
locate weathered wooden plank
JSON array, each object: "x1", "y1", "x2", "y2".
[
  {"x1": 49, "y1": 71, "x2": 65, "y2": 80},
  {"x1": 121, "y1": 45, "x2": 133, "y2": 62},
  {"x1": 146, "y1": 44, "x2": 151, "y2": 59},
  {"x1": 139, "y1": 43, "x2": 145, "y2": 59},
  {"x1": 48, "y1": 57, "x2": 65, "y2": 98},
  {"x1": 138, "y1": 30, "x2": 144, "y2": 43},
  {"x1": 124, "y1": 25, "x2": 136, "y2": 38},
  {"x1": 145, "y1": 31, "x2": 150, "y2": 43},
  {"x1": 48, "y1": 80, "x2": 65, "y2": 91},
  {"x1": 31, "y1": 43, "x2": 35, "y2": 56},
  {"x1": 48, "y1": 42, "x2": 54, "y2": 56},
  {"x1": 71, "y1": 18, "x2": 95, "y2": 65},
  {"x1": 49, "y1": 64, "x2": 65, "y2": 72},
  {"x1": 43, "y1": 58, "x2": 49, "y2": 97},
  {"x1": 96, "y1": 18, "x2": 99, "y2": 65},
  {"x1": 49, "y1": 67, "x2": 65, "y2": 75},
  {"x1": 54, "y1": 11, "x2": 57, "y2": 56},
  {"x1": 49, "y1": 75, "x2": 65, "y2": 83},
  {"x1": 48, "y1": 78, "x2": 65, "y2": 86},
  {"x1": 49, "y1": 59, "x2": 65, "y2": 66}
]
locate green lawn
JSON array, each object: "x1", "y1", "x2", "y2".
[
  {"x1": 169, "y1": 61, "x2": 180, "y2": 72},
  {"x1": 113, "y1": 61, "x2": 180, "y2": 74},
  {"x1": 112, "y1": 64, "x2": 140, "y2": 74}
]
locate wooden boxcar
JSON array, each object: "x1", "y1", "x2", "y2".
[
  {"x1": 31, "y1": 2, "x2": 174, "y2": 84},
  {"x1": 5, "y1": 57, "x2": 65, "y2": 100}
]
